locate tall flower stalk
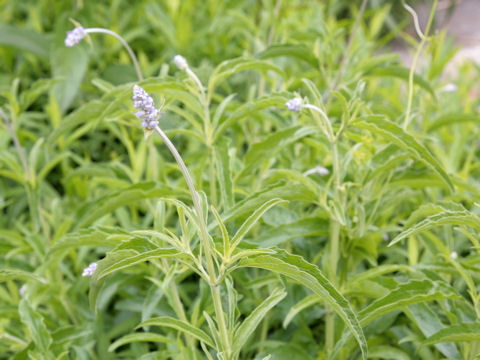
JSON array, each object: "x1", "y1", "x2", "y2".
[
  {"x1": 132, "y1": 85, "x2": 230, "y2": 357},
  {"x1": 286, "y1": 97, "x2": 343, "y2": 355},
  {"x1": 65, "y1": 25, "x2": 144, "y2": 81}
]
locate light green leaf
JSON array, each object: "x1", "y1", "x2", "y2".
[
  {"x1": 256, "y1": 44, "x2": 318, "y2": 67},
  {"x1": 283, "y1": 294, "x2": 321, "y2": 328},
  {"x1": 0, "y1": 269, "x2": 45, "y2": 283},
  {"x1": 422, "y1": 323, "x2": 480, "y2": 346},
  {"x1": 355, "y1": 116, "x2": 453, "y2": 191},
  {"x1": 19, "y1": 298, "x2": 52, "y2": 353},
  {"x1": 330, "y1": 279, "x2": 460, "y2": 359},
  {"x1": 214, "y1": 95, "x2": 287, "y2": 141},
  {"x1": 389, "y1": 210, "x2": 480, "y2": 246},
  {"x1": 407, "y1": 303, "x2": 459, "y2": 358},
  {"x1": 208, "y1": 58, "x2": 284, "y2": 94},
  {"x1": 428, "y1": 113, "x2": 480, "y2": 131},
  {"x1": 108, "y1": 332, "x2": 174, "y2": 352},
  {"x1": 48, "y1": 100, "x2": 108, "y2": 145},
  {"x1": 229, "y1": 198, "x2": 286, "y2": 253},
  {"x1": 51, "y1": 43, "x2": 89, "y2": 113},
  {"x1": 239, "y1": 250, "x2": 367, "y2": 360},
  {"x1": 0, "y1": 25, "x2": 50, "y2": 58},
  {"x1": 255, "y1": 217, "x2": 328, "y2": 248},
  {"x1": 137, "y1": 316, "x2": 215, "y2": 348},
  {"x1": 75, "y1": 182, "x2": 183, "y2": 229},
  {"x1": 232, "y1": 287, "x2": 287, "y2": 356},
  {"x1": 365, "y1": 65, "x2": 435, "y2": 97},
  {"x1": 240, "y1": 126, "x2": 318, "y2": 177},
  {"x1": 214, "y1": 139, "x2": 234, "y2": 210},
  {"x1": 368, "y1": 345, "x2": 410, "y2": 360}
]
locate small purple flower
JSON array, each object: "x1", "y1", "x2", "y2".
[
  {"x1": 132, "y1": 85, "x2": 163, "y2": 130},
  {"x1": 19, "y1": 284, "x2": 27, "y2": 296},
  {"x1": 65, "y1": 26, "x2": 86, "y2": 47},
  {"x1": 173, "y1": 55, "x2": 188, "y2": 71},
  {"x1": 82, "y1": 262, "x2": 97, "y2": 277},
  {"x1": 286, "y1": 98, "x2": 303, "y2": 112}
]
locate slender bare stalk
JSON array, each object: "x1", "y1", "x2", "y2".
[
  {"x1": 153, "y1": 125, "x2": 230, "y2": 356},
  {"x1": 84, "y1": 28, "x2": 144, "y2": 81}
]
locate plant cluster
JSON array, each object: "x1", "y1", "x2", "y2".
[{"x1": 1, "y1": 0, "x2": 480, "y2": 359}]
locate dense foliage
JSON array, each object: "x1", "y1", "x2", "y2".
[{"x1": 1, "y1": 0, "x2": 480, "y2": 359}]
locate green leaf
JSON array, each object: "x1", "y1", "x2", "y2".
[
  {"x1": 255, "y1": 217, "x2": 328, "y2": 248},
  {"x1": 51, "y1": 43, "x2": 89, "y2": 113},
  {"x1": 389, "y1": 210, "x2": 480, "y2": 246},
  {"x1": 20, "y1": 78, "x2": 60, "y2": 110},
  {"x1": 209, "y1": 57, "x2": 284, "y2": 93},
  {"x1": 230, "y1": 198, "x2": 286, "y2": 253},
  {"x1": 428, "y1": 113, "x2": 480, "y2": 131},
  {"x1": 95, "y1": 248, "x2": 181, "y2": 281},
  {"x1": 89, "y1": 247, "x2": 182, "y2": 310},
  {"x1": 0, "y1": 25, "x2": 50, "y2": 58},
  {"x1": 283, "y1": 294, "x2": 321, "y2": 328},
  {"x1": 211, "y1": 182, "x2": 317, "y2": 230},
  {"x1": 108, "y1": 332, "x2": 175, "y2": 352},
  {"x1": 406, "y1": 303, "x2": 459, "y2": 358},
  {"x1": 367, "y1": 346, "x2": 410, "y2": 360},
  {"x1": 19, "y1": 298, "x2": 52, "y2": 353},
  {"x1": 0, "y1": 269, "x2": 45, "y2": 283},
  {"x1": 330, "y1": 279, "x2": 460, "y2": 359},
  {"x1": 355, "y1": 116, "x2": 453, "y2": 191},
  {"x1": 137, "y1": 316, "x2": 215, "y2": 348},
  {"x1": 256, "y1": 44, "x2": 318, "y2": 67},
  {"x1": 48, "y1": 100, "x2": 108, "y2": 145},
  {"x1": 239, "y1": 249, "x2": 367, "y2": 360},
  {"x1": 365, "y1": 65, "x2": 435, "y2": 97},
  {"x1": 74, "y1": 182, "x2": 183, "y2": 229},
  {"x1": 240, "y1": 126, "x2": 318, "y2": 177},
  {"x1": 422, "y1": 323, "x2": 480, "y2": 346},
  {"x1": 214, "y1": 95, "x2": 287, "y2": 141},
  {"x1": 214, "y1": 139, "x2": 234, "y2": 210},
  {"x1": 231, "y1": 287, "x2": 287, "y2": 356}
]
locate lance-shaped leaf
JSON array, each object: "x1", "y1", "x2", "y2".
[
  {"x1": 232, "y1": 287, "x2": 287, "y2": 356},
  {"x1": 89, "y1": 247, "x2": 182, "y2": 309},
  {"x1": 422, "y1": 323, "x2": 480, "y2": 346},
  {"x1": 239, "y1": 250, "x2": 367, "y2": 360},
  {"x1": 229, "y1": 198, "x2": 286, "y2": 254},
  {"x1": 0, "y1": 269, "x2": 46, "y2": 283},
  {"x1": 329, "y1": 279, "x2": 460, "y2": 359},
  {"x1": 354, "y1": 116, "x2": 453, "y2": 191},
  {"x1": 108, "y1": 332, "x2": 175, "y2": 352},
  {"x1": 19, "y1": 298, "x2": 52, "y2": 353},
  {"x1": 389, "y1": 210, "x2": 480, "y2": 246},
  {"x1": 137, "y1": 316, "x2": 215, "y2": 348}
]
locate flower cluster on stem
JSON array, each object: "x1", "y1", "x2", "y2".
[{"x1": 132, "y1": 85, "x2": 163, "y2": 130}]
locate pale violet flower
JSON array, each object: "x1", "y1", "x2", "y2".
[
  {"x1": 65, "y1": 26, "x2": 86, "y2": 47},
  {"x1": 382, "y1": 234, "x2": 389, "y2": 242},
  {"x1": 82, "y1": 262, "x2": 97, "y2": 277},
  {"x1": 286, "y1": 97, "x2": 303, "y2": 112},
  {"x1": 439, "y1": 83, "x2": 458, "y2": 93},
  {"x1": 303, "y1": 166, "x2": 330, "y2": 177},
  {"x1": 173, "y1": 55, "x2": 188, "y2": 71},
  {"x1": 132, "y1": 85, "x2": 163, "y2": 130},
  {"x1": 450, "y1": 251, "x2": 458, "y2": 260},
  {"x1": 19, "y1": 284, "x2": 27, "y2": 296}
]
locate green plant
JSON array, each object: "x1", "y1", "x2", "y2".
[{"x1": 2, "y1": 1, "x2": 480, "y2": 359}]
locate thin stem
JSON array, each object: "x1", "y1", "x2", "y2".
[
  {"x1": 85, "y1": 28, "x2": 144, "y2": 81},
  {"x1": 153, "y1": 125, "x2": 230, "y2": 356},
  {"x1": 403, "y1": 0, "x2": 438, "y2": 130}
]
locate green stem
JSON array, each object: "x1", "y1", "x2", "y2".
[
  {"x1": 402, "y1": 0, "x2": 438, "y2": 130},
  {"x1": 153, "y1": 126, "x2": 230, "y2": 357},
  {"x1": 85, "y1": 28, "x2": 144, "y2": 81}
]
